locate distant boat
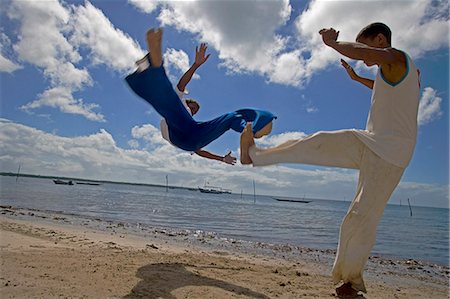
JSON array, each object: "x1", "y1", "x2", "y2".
[
  {"x1": 198, "y1": 185, "x2": 231, "y2": 194},
  {"x1": 53, "y1": 179, "x2": 74, "y2": 185},
  {"x1": 76, "y1": 182, "x2": 101, "y2": 186},
  {"x1": 273, "y1": 197, "x2": 311, "y2": 203}
]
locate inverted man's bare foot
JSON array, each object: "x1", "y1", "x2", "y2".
[
  {"x1": 146, "y1": 28, "x2": 163, "y2": 67},
  {"x1": 336, "y1": 283, "x2": 360, "y2": 298},
  {"x1": 240, "y1": 123, "x2": 255, "y2": 165}
]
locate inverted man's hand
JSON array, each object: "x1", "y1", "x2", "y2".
[
  {"x1": 195, "y1": 43, "x2": 211, "y2": 67},
  {"x1": 223, "y1": 151, "x2": 237, "y2": 165}
]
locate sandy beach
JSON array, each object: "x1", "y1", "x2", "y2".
[{"x1": 0, "y1": 206, "x2": 448, "y2": 298}]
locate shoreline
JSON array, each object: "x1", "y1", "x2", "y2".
[{"x1": 0, "y1": 205, "x2": 448, "y2": 298}]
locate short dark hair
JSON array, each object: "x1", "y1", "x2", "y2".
[
  {"x1": 185, "y1": 99, "x2": 200, "y2": 111},
  {"x1": 356, "y1": 22, "x2": 392, "y2": 45}
]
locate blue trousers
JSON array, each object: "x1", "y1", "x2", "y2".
[{"x1": 125, "y1": 66, "x2": 276, "y2": 151}]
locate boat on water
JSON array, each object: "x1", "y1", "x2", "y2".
[
  {"x1": 198, "y1": 185, "x2": 232, "y2": 194},
  {"x1": 273, "y1": 197, "x2": 311, "y2": 203},
  {"x1": 75, "y1": 182, "x2": 101, "y2": 186},
  {"x1": 53, "y1": 179, "x2": 74, "y2": 185}
]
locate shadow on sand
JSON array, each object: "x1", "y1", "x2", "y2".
[
  {"x1": 336, "y1": 292, "x2": 366, "y2": 299},
  {"x1": 123, "y1": 262, "x2": 270, "y2": 299}
]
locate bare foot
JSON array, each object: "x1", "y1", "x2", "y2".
[
  {"x1": 254, "y1": 121, "x2": 273, "y2": 139},
  {"x1": 240, "y1": 123, "x2": 255, "y2": 165},
  {"x1": 146, "y1": 28, "x2": 163, "y2": 67},
  {"x1": 336, "y1": 283, "x2": 359, "y2": 298}
]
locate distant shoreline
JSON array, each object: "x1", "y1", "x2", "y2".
[
  {"x1": 0, "y1": 172, "x2": 329, "y2": 201},
  {"x1": 1, "y1": 172, "x2": 446, "y2": 209},
  {"x1": 1, "y1": 172, "x2": 170, "y2": 189}
]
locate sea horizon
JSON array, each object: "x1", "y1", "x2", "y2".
[{"x1": 1, "y1": 172, "x2": 446, "y2": 210}]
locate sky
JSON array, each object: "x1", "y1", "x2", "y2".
[{"x1": 0, "y1": 0, "x2": 448, "y2": 208}]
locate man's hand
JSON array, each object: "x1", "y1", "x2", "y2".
[
  {"x1": 340, "y1": 59, "x2": 374, "y2": 89},
  {"x1": 194, "y1": 43, "x2": 210, "y2": 67},
  {"x1": 340, "y1": 59, "x2": 358, "y2": 80},
  {"x1": 319, "y1": 28, "x2": 339, "y2": 47},
  {"x1": 222, "y1": 151, "x2": 236, "y2": 165}
]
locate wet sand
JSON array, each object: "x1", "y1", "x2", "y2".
[{"x1": 0, "y1": 206, "x2": 448, "y2": 298}]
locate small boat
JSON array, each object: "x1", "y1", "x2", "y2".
[
  {"x1": 53, "y1": 179, "x2": 74, "y2": 185},
  {"x1": 198, "y1": 186, "x2": 231, "y2": 194},
  {"x1": 75, "y1": 182, "x2": 101, "y2": 186},
  {"x1": 273, "y1": 197, "x2": 311, "y2": 203}
]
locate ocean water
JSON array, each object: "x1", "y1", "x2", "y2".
[{"x1": 1, "y1": 175, "x2": 448, "y2": 266}]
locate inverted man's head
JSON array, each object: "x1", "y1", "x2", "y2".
[{"x1": 185, "y1": 99, "x2": 200, "y2": 115}]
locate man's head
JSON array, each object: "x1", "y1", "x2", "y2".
[
  {"x1": 356, "y1": 22, "x2": 392, "y2": 66},
  {"x1": 356, "y1": 22, "x2": 391, "y2": 47},
  {"x1": 185, "y1": 99, "x2": 200, "y2": 115}
]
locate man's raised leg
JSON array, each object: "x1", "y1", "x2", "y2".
[
  {"x1": 240, "y1": 123, "x2": 255, "y2": 165},
  {"x1": 147, "y1": 28, "x2": 163, "y2": 67}
]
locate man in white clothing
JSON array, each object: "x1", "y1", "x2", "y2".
[{"x1": 240, "y1": 23, "x2": 420, "y2": 297}]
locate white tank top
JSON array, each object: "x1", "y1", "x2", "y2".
[{"x1": 352, "y1": 52, "x2": 420, "y2": 168}]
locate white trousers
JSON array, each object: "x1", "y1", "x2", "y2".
[{"x1": 249, "y1": 130, "x2": 405, "y2": 292}]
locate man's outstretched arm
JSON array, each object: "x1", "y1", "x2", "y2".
[
  {"x1": 340, "y1": 59, "x2": 374, "y2": 89},
  {"x1": 195, "y1": 149, "x2": 236, "y2": 165},
  {"x1": 319, "y1": 28, "x2": 400, "y2": 66},
  {"x1": 177, "y1": 43, "x2": 210, "y2": 92}
]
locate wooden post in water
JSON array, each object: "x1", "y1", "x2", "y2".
[
  {"x1": 15, "y1": 164, "x2": 21, "y2": 182},
  {"x1": 253, "y1": 179, "x2": 256, "y2": 204},
  {"x1": 165, "y1": 175, "x2": 168, "y2": 192},
  {"x1": 407, "y1": 198, "x2": 413, "y2": 217}
]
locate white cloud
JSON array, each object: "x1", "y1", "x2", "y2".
[
  {"x1": 0, "y1": 32, "x2": 22, "y2": 73},
  {"x1": 128, "y1": 0, "x2": 448, "y2": 87},
  {"x1": 0, "y1": 54, "x2": 22, "y2": 73},
  {"x1": 256, "y1": 131, "x2": 308, "y2": 147},
  {"x1": 164, "y1": 48, "x2": 190, "y2": 73},
  {"x1": 128, "y1": 0, "x2": 160, "y2": 14},
  {"x1": 45, "y1": 62, "x2": 92, "y2": 90},
  {"x1": 153, "y1": 1, "x2": 302, "y2": 85},
  {"x1": 20, "y1": 87, "x2": 105, "y2": 122},
  {"x1": 9, "y1": 1, "x2": 77, "y2": 65},
  {"x1": 306, "y1": 106, "x2": 318, "y2": 114},
  {"x1": 7, "y1": 1, "x2": 90, "y2": 88},
  {"x1": 7, "y1": 0, "x2": 147, "y2": 122},
  {"x1": 418, "y1": 87, "x2": 443, "y2": 126},
  {"x1": 131, "y1": 123, "x2": 168, "y2": 146},
  {"x1": 269, "y1": 50, "x2": 306, "y2": 86},
  {"x1": 127, "y1": 140, "x2": 139, "y2": 149},
  {"x1": 7, "y1": 0, "x2": 100, "y2": 121},
  {"x1": 395, "y1": 181, "x2": 449, "y2": 209},
  {"x1": 69, "y1": 1, "x2": 145, "y2": 73},
  {"x1": 163, "y1": 47, "x2": 200, "y2": 84},
  {"x1": 294, "y1": 0, "x2": 449, "y2": 81}
]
